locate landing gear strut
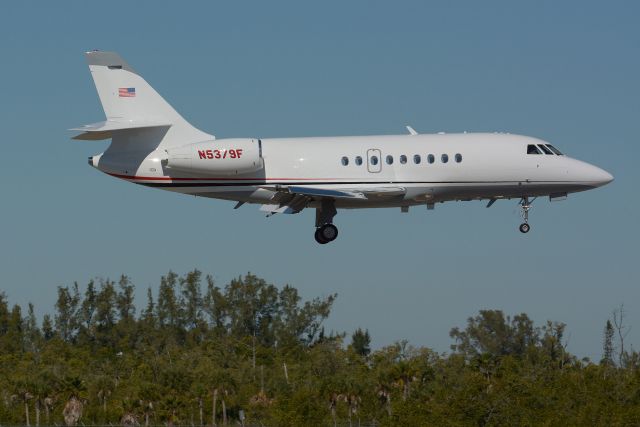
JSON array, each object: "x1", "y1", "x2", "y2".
[
  {"x1": 314, "y1": 199, "x2": 338, "y2": 244},
  {"x1": 518, "y1": 196, "x2": 535, "y2": 234}
]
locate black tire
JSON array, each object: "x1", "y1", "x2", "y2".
[
  {"x1": 320, "y1": 224, "x2": 339, "y2": 242},
  {"x1": 315, "y1": 228, "x2": 328, "y2": 244},
  {"x1": 519, "y1": 223, "x2": 530, "y2": 234}
]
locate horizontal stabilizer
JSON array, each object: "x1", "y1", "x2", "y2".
[{"x1": 70, "y1": 120, "x2": 171, "y2": 140}]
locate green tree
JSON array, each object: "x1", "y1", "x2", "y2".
[
  {"x1": 54, "y1": 284, "x2": 80, "y2": 342},
  {"x1": 116, "y1": 275, "x2": 136, "y2": 323},
  {"x1": 78, "y1": 280, "x2": 97, "y2": 344},
  {"x1": 180, "y1": 270, "x2": 203, "y2": 330},
  {"x1": 351, "y1": 328, "x2": 371, "y2": 357},
  {"x1": 449, "y1": 310, "x2": 538, "y2": 359},
  {"x1": 0, "y1": 292, "x2": 9, "y2": 336},
  {"x1": 94, "y1": 280, "x2": 117, "y2": 345},
  {"x1": 602, "y1": 319, "x2": 615, "y2": 366},
  {"x1": 6, "y1": 304, "x2": 25, "y2": 353},
  {"x1": 41, "y1": 314, "x2": 54, "y2": 341},
  {"x1": 203, "y1": 275, "x2": 227, "y2": 334},
  {"x1": 156, "y1": 271, "x2": 182, "y2": 330},
  {"x1": 275, "y1": 283, "x2": 336, "y2": 347},
  {"x1": 24, "y1": 303, "x2": 42, "y2": 355}
]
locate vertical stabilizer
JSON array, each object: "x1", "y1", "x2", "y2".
[{"x1": 83, "y1": 50, "x2": 213, "y2": 149}]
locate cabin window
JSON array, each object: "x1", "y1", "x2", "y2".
[
  {"x1": 370, "y1": 155, "x2": 379, "y2": 165},
  {"x1": 427, "y1": 154, "x2": 435, "y2": 164},
  {"x1": 546, "y1": 144, "x2": 563, "y2": 155},
  {"x1": 441, "y1": 154, "x2": 449, "y2": 163},
  {"x1": 355, "y1": 156, "x2": 363, "y2": 166},
  {"x1": 341, "y1": 156, "x2": 349, "y2": 166},
  {"x1": 527, "y1": 144, "x2": 541, "y2": 154},
  {"x1": 386, "y1": 155, "x2": 394, "y2": 165},
  {"x1": 538, "y1": 144, "x2": 553, "y2": 155},
  {"x1": 455, "y1": 153, "x2": 462, "y2": 163},
  {"x1": 413, "y1": 154, "x2": 421, "y2": 164},
  {"x1": 400, "y1": 155, "x2": 407, "y2": 164}
]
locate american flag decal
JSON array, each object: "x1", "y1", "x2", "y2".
[{"x1": 118, "y1": 87, "x2": 136, "y2": 97}]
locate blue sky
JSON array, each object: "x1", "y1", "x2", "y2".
[{"x1": 1, "y1": 1, "x2": 638, "y2": 360}]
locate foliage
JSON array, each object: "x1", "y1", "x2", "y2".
[{"x1": 1, "y1": 272, "x2": 639, "y2": 425}]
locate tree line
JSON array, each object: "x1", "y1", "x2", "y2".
[{"x1": 1, "y1": 270, "x2": 639, "y2": 426}]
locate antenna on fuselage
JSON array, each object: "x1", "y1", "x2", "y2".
[{"x1": 405, "y1": 125, "x2": 418, "y2": 135}]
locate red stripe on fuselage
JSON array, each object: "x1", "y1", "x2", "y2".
[{"x1": 106, "y1": 172, "x2": 336, "y2": 182}]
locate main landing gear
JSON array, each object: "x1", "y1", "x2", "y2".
[
  {"x1": 518, "y1": 196, "x2": 536, "y2": 234},
  {"x1": 314, "y1": 199, "x2": 339, "y2": 244},
  {"x1": 315, "y1": 224, "x2": 339, "y2": 244}
]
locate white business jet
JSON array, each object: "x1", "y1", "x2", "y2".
[{"x1": 72, "y1": 51, "x2": 613, "y2": 244}]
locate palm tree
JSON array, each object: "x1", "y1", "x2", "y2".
[
  {"x1": 209, "y1": 370, "x2": 235, "y2": 426},
  {"x1": 375, "y1": 385, "x2": 392, "y2": 417},
  {"x1": 18, "y1": 390, "x2": 34, "y2": 426},
  {"x1": 221, "y1": 388, "x2": 229, "y2": 427},
  {"x1": 96, "y1": 381, "x2": 113, "y2": 417},
  {"x1": 43, "y1": 396, "x2": 55, "y2": 426},
  {"x1": 391, "y1": 360, "x2": 417, "y2": 401},
  {"x1": 120, "y1": 412, "x2": 139, "y2": 426},
  {"x1": 10, "y1": 377, "x2": 34, "y2": 427},
  {"x1": 61, "y1": 376, "x2": 86, "y2": 427},
  {"x1": 31, "y1": 371, "x2": 55, "y2": 427},
  {"x1": 62, "y1": 396, "x2": 83, "y2": 427},
  {"x1": 346, "y1": 393, "x2": 361, "y2": 427},
  {"x1": 328, "y1": 392, "x2": 344, "y2": 427},
  {"x1": 139, "y1": 400, "x2": 154, "y2": 427},
  {"x1": 189, "y1": 382, "x2": 206, "y2": 426},
  {"x1": 135, "y1": 380, "x2": 158, "y2": 427},
  {"x1": 211, "y1": 387, "x2": 218, "y2": 427}
]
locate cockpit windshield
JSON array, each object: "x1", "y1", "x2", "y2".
[
  {"x1": 527, "y1": 143, "x2": 564, "y2": 155},
  {"x1": 527, "y1": 144, "x2": 541, "y2": 154},
  {"x1": 538, "y1": 144, "x2": 553, "y2": 155},
  {"x1": 545, "y1": 144, "x2": 563, "y2": 155}
]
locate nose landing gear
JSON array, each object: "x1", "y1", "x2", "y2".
[{"x1": 518, "y1": 196, "x2": 535, "y2": 233}]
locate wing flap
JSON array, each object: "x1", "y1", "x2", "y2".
[
  {"x1": 260, "y1": 194, "x2": 309, "y2": 216},
  {"x1": 361, "y1": 187, "x2": 406, "y2": 198},
  {"x1": 263, "y1": 185, "x2": 407, "y2": 200},
  {"x1": 287, "y1": 186, "x2": 367, "y2": 199}
]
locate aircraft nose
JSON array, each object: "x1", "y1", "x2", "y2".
[{"x1": 584, "y1": 163, "x2": 614, "y2": 188}]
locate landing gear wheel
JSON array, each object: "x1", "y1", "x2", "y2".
[
  {"x1": 519, "y1": 223, "x2": 530, "y2": 234},
  {"x1": 315, "y1": 224, "x2": 338, "y2": 244},
  {"x1": 321, "y1": 224, "x2": 338, "y2": 242},
  {"x1": 314, "y1": 228, "x2": 328, "y2": 244}
]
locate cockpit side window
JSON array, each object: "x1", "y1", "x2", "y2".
[
  {"x1": 546, "y1": 144, "x2": 563, "y2": 155},
  {"x1": 527, "y1": 144, "x2": 541, "y2": 154},
  {"x1": 538, "y1": 144, "x2": 553, "y2": 155}
]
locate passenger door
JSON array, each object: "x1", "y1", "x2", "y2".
[{"x1": 367, "y1": 149, "x2": 381, "y2": 173}]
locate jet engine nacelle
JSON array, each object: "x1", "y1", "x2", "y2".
[{"x1": 165, "y1": 138, "x2": 263, "y2": 175}]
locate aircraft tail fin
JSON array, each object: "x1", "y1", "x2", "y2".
[{"x1": 74, "y1": 51, "x2": 212, "y2": 148}]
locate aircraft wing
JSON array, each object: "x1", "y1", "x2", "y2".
[
  {"x1": 70, "y1": 120, "x2": 171, "y2": 140},
  {"x1": 259, "y1": 185, "x2": 406, "y2": 215}
]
